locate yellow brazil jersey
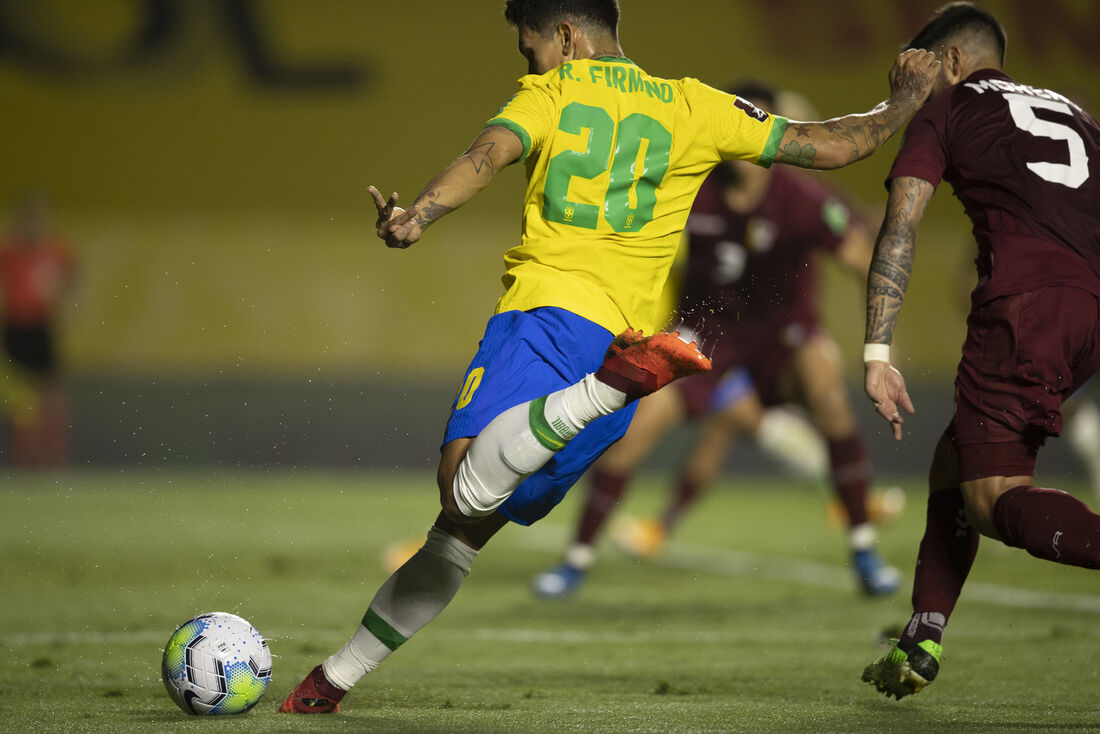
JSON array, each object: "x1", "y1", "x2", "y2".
[{"x1": 486, "y1": 56, "x2": 787, "y2": 335}]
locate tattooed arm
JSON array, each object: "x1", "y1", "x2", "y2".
[
  {"x1": 864, "y1": 175, "x2": 935, "y2": 439},
  {"x1": 370, "y1": 125, "x2": 524, "y2": 249},
  {"x1": 772, "y1": 49, "x2": 939, "y2": 170}
]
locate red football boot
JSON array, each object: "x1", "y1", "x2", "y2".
[
  {"x1": 595, "y1": 328, "x2": 711, "y2": 402},
  {"x1": 278, "y1": 665, "x2": 345, "y2": 714}
]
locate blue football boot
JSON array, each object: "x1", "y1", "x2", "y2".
[
  {"x1": 532, "y1": 563, "x2": 585, "y2": 599},
  {"x1": 852, "y1": 548, "x2": 902, "y2": 595}
]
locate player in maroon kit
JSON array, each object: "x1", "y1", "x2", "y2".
[
  {"x1": 533, "y1": 83, "x2": 903, "y2": 600},
  {"x1": 861, "y1": 2, "x2": 1100, "y2": 699}
]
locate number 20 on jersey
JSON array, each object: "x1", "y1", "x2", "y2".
[{"x1": 543, "y1": 102, "x2": 672, "y2": 233}]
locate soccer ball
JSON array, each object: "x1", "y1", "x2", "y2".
[{"x1": 161, "y1": 612, "x2": 272, "y2": 715}]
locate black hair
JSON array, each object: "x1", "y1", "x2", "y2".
[
  {"x1": 907, "y1": 1, "x2": 1007, "y2": 65},
  {"x1": 503, "y1": 0, "x2": 620, "y2": 38},
  {"x1": 725, "y1": 80, "x2": 777, "y2": 111}
]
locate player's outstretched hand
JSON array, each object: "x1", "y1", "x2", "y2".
[
  {"x1": 888, "y1": 48, "x2": 940, "y2": 106},
  {"x1": 865, "y1": 360, "x2": 916, "y2": 441},
  {"x1": 369, "y1": 185, "x2": 422, "y2": 249}
]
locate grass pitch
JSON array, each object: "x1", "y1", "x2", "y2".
[{"x1": 2, "y1": 469, "x2": 1099, "y2": 733}]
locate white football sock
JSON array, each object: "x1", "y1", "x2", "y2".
[
  {"x1": 755, "y1": 407, "x2": 829, "y2": 481},
  {"x1": 322, "y1": 526, "x2": 477, "y2": 690},
  {"x1": 849, "y1": 522, "x2": 877, "y2": 551},
  {"x1": 452, "y1": 374, "x2": 626, "y2": 517},
  {"x1": 543, "y1": 373, "x2": 627, "y2": 436},
  {"x1": 564, "y1": 542, "x2": 597, "y2": 570}
]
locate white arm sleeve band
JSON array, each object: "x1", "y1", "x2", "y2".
[{"x1": 863, "y1": 343, "x2": 891, "y2": 364}]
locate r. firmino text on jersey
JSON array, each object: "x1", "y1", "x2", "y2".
[{"x1": 558, "y1": 61, "x2": 675, "y2": 104}]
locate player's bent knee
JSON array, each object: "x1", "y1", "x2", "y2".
[
  {"x1": 959, "y1": 490, "x2": 997, "y2": 537},
  {"x1": 439, "y1": 486, "x2": 471, "y2": 525},
  {"x1": 960, "y1": 477, "x2": 1027, "y2": 539},
  {"x1": 449, "y1": 458, "x2": 503, "y2": 520},
  {"x1": 438, "y1": 467, "x2": 493, "y2": 524},
  {"x1": 438, "y1": 438, "x2": 478, "y2": 523},
  {"x1": 436, "y1": 464, "x2": 465, "y2": 522}
]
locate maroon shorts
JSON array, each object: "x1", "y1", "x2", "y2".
[
  {"x1": 952, "y1": 287, "x2": 1100, "y2": 481},
  {"x1": 676, "y1": 317, "x2": 821, "y2": 419}
]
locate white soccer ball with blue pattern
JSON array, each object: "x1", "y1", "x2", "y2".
[{"x1": 161, "y1": 612, "x2": 272, "y2": 715}]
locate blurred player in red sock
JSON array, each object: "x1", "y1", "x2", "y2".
[
  {"x1": 279, "y1": 0, "x2": 938, "y2": 713},
  {"x1": 0, "y1": 194, "x2": 76, "y2": 467},
  {"x1": 860, "y1": 1, "x2": 1100, "y2": 700},
  {"x1": 534, "y1": 82, "x2": 901, "y2": 600}
]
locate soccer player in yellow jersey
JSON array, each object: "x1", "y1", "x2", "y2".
[{"x1": 281, "y1": 0, "x2": 938, "y2": 713}]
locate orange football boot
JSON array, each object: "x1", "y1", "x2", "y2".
[
  {"x1": 278, "y1": 665, "x2": 345, "y2": 714},
  {"x1": 596, "y1": 328, "x2": 711, "y2": 401}
]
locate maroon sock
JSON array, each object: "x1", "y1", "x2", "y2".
[
  {"x1": 575, "y1": 468, "x2": 632, "y2": 546},
  {"x1": 992, "y1": 485, "x2": 1100, "y2": 569},
  {"x1": 827, "y1": 433, "x2": 870, "y2": 527},
  {"x1": 901, "y1": 487, "x2": 979, "y2": 646},
  {"x1": 661, "y1": 475, "x2": 704, "y2": 532}
]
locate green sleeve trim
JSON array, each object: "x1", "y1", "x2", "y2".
[
  {"x1": 485, "y1": 118, "x2": 532, "y2": 162},
  {"x1": 757, "y1": 115, "x2": 788, "y2": 169},
  {"x1": 363, "y1": 608, "x2": 407, "y2": 652}
]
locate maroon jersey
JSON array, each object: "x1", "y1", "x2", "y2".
[
  {"x1": 890, "y1": 69, "x2": 1100, "y2": 305},
  {"x1": 679, "y1": 166, "x2": 854, "y2": 342}
]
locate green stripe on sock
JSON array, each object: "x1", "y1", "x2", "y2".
[
  {"x1": 362, "y1": 608, "x2": 407, "y2": 651},
  {"x1": 529, "y1": 396, "x2": 567, "y2": 451}
]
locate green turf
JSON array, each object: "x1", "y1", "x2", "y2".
[{"x1": 3, "y1": 470, "x2": 1099, "y2": 732}]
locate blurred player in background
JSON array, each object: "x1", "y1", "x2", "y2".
[
  {"x1": 860, "y1": 2, "x2": 1100, "y2": 700},
  {"x1": 0, "y1": 194, "x2": 76, "y2": 467},
  {"x1": 1063, "y1": 391, "x2": 1100, "y2": 503},
  {"x1": 534, "y1": 82, "x2": 902, "y2": 601},
  {"x1": 280, "y1": 0, "x2": 938, "y2": 713}
]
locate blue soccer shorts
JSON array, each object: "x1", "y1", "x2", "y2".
[{"x1": 443, "y1": 307, "x2": 637, "y2": 526}]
